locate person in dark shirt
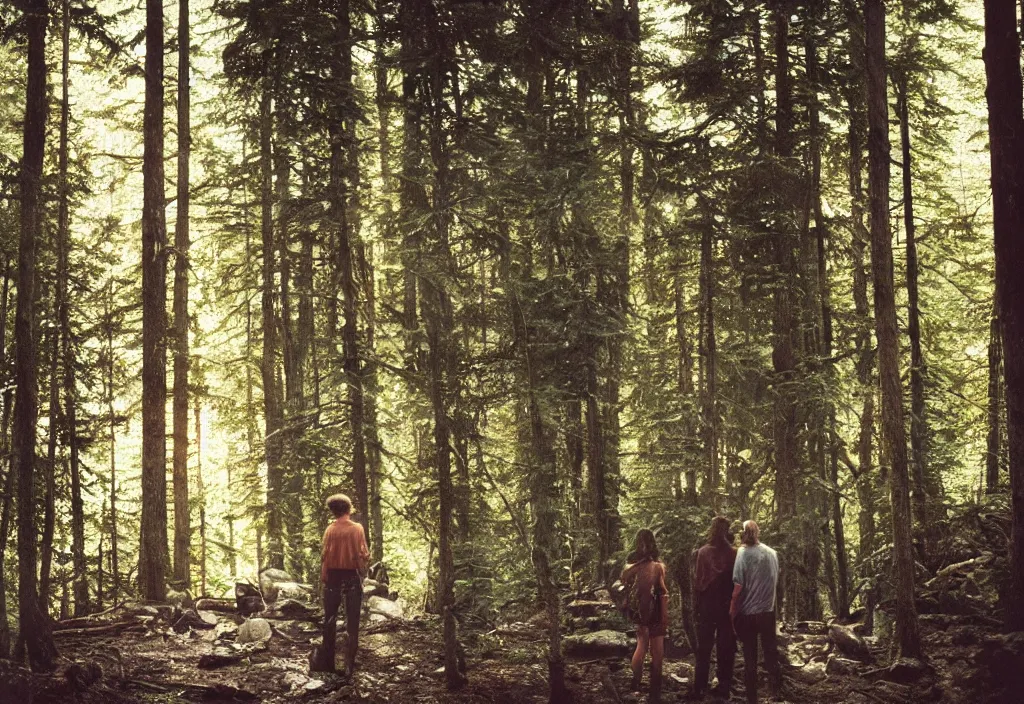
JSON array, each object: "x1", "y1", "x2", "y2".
[
  {"x1": 692, "y1": 516, "x2": 737, "y2": 699},
  {"x1": 621, "y1": 528, "x2": 669, "y2": 702}
]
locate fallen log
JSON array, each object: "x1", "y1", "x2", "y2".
[
  {"x1": 194, "y1": 598, "x2": 238, "y2": 614},
  {"x1": 127, "y1": 678, "x2": 256, "y2": 701},
  {"x1": 53, "y1": 622, "x2": 143, "y2": 637}
]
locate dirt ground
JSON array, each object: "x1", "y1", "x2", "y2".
[{"x1": 0, "y1": 609, "x2": 1009, "y2": 704}]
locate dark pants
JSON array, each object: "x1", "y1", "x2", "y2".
[
  {"x1": 323, "y1": 569, "x2": 362, "y2": 672},
  {"x1": 695, "y1": 600, "x2": 735, "y2": 694},
  {"x1": 735, "y1": 611, "x2": 780, "y2": 704}
]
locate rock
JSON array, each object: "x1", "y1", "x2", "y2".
[
  {"x1": 198, "y1": 648, "x2": 242, "y2": 669},
  {"x1": 826, "y1": 655, "x2": 861, "y2": 677},
  {"x1": 527, "y1": 610, "x2": 551, "y2": 628},
  {"x1": 282, "y1": 672, "x2": 308, "y2": 691},
  {"x1": 166, "y1": 588, "x2": 192, "y2": 608},
  {"x1": 950, "y1": 625, "x2": 980, "y2": 646},
  {"x1": 237, "y1": 596, "x2": 265, "y2": 617},
  {"x1": 215, "y1": 621, "x2": 238, "y2": 640},
  {"x1": 259, "y1": 568, "x2": 294, "y2": 600},
  {"x1": 566, "y1": 600, "x2": 615, "y2": 618},
  {"x1": 363, "y1": 579, "x2": 389, "y2": 598},
  {"x1": 260, "y1": 567, "x2": 293, "y2": 584},
  {"x1": 563, "y1": 630, "x2": 632, "y2": 658},
  {"x1": 367, "y1": 596, "x2": 405, "y2": 620},
  {"x1": 883, "y1": 657, "x2": 930, "y2": 684},
  {"x1": 172, "y1": 609, "x2": 217, "y2": 634},
  {"x1": 789, "y1": 661, "x2": 827, "y2": 684},
  {"x1": 830, "y1": 623, "x2": 872, "y2": 662},
  {"x1": 237, "y1": 618, "x2": 272, "y2": 644},
  {"x1": 272, "y1": 581, "x2": 312, "y2": 602},
  {"x1": 674, "y1": 662, "x2": 694, "y2": 681}
]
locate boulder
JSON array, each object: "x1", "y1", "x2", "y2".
[
  {"x1": 270, "y1": 581, "x2": 312, "y2": 602},
  {"x1": 363, "y1": 579, "x2": 389, "y2": 598},
  {"x1": 830, "y1": 623, "x2": 872, "y2": 662},
  {"x1": 237, "y1": 618, "x2": 272, "y2": 644},
  {"x1": 563, "y1": 630, "x2": 632, "y2": 658},
  {"x1": 259, "y1": 568, "x2": 294, "y2": 598},
  {"x1": 367, "y1": 596, "x2": 405, "y2": 620}
]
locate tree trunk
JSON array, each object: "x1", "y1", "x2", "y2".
[
  {"x1": 171, "y1": 0, "x2": 192, "y2": 590},
  {"x1": 139, "y1": 0, "x2": 170, "y2": 603},
  {"x1": 195, "y1": 396, "x2": 207, "y2": 596},
  {"x1": 699, "y1": 218, "x2": 718, "y2": 500},
  {"x1": 896, "y1": 73, "x2": 933, "y2": 544},
  {"x1": 0, "y1": 259, "x2": 11, "y2": 656},
  {"x1": 40, "y1": 327, "x2": 58, "y2": 615},
  {"x1": 422, "y1": 3, "x2": 465, "y2": 685},
  {"x1": 260, "y1": 74, "x2": 286, "y2": 571},
  {"x1": 982, "y1": 0, "x2": 1024, "y2": 632},
  {"x1": 106, "y1": 282, "x2": 120, "y2": 604},
  {"x1": 806, "y1": 14, "x2": 848, "y2": 618},
  {"x1": 334, "y1": 0, "x2": 369, "y2": 547},
  {"x1": 845, "y1": 0, "x2": 877, "y2": 630},
  {"x1": 987, "y1": 313, "x2": 1002, "y2": 492},
  {"x1": 676, "y1": 269, "x2": 697, "y2": 503},
  {"x1": 368, "y1": 4, "x2": 391, "y2": 565},
  {"x1": 770, "y1": 0, "x2": 801, "y2": 620},
  {"x1": 14, "y1": 0, "x2": 59, "y2": 670},
  {"x1": 865, "y1": 0, "x2": 921, "y2": 657}
]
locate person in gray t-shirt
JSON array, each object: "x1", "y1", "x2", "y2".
[{"x1": 730, "y1": 520, "x2": 781, "y2": 704}]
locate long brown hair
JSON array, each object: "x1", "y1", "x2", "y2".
[
  {"x1": 634, "y1": 528, "x2": 660, "y2": 561},
  {"x1": 707, "y1": 516, "x2": 731, "y2": 547}
]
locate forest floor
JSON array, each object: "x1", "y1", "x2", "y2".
[{"x1": 2, "y1": 600, "x2": 1013, "y2": 704}]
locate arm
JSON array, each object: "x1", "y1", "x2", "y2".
[
  {"x1": 357, "y1": 525, "x2": 370, "y2": 578},
  {"x1": 320, "y1": 529, "x2": 330, "y2": 584},
  {"x1": 729, "y1": 583, "x2": 742, "y2": 620},
  {"x1": 621, "y1": 561, "x2": 640, "y2": 584}
]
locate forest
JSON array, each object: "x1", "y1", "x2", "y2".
[{"x1": 0, "y1": 0, "x2": 1022, "y2": 702}]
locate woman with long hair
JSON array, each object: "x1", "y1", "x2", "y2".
[
  {"x1": 621, "y1": 528, "x2": 669, "y2": 702},
  {"x1": 692, "y1": 516, "x2": 737, "y2": 698}
]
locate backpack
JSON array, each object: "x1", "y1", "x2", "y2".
[{"x1": 625, "y1": 560, "x2": 662, "y2": 627}]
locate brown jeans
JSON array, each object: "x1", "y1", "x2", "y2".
[
  {"x1": 322, "y1": 569, "x2": 362, "y2": 672},
  {"x1": 735, "y1": 611, "x2": 780, "y2": 704}
]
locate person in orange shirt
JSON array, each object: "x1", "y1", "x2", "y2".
[{"x1": 318, "y1": 493, "x2": 370, "y2": 675}]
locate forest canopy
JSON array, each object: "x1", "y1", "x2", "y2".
[{"x1": 0, "y1": 0, "x2": 1022, "y2": 701}]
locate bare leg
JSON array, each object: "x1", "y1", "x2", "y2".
[
  {"x1": 650, "y1": 635, "x2": 665, "y2": 702},
  {"x1": 632, "y1": 627, "x2": 650, "y2": 689}
]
